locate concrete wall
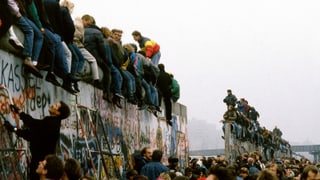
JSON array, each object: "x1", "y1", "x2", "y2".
[{"x1": 0, "y1": 47, "x2": 188, "y2": 179}]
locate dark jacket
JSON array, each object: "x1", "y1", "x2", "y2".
[
  {"x1": 59, "y1": 6, "x2": 74, "y2": 44},
  {"x1": 223, "y1": 94, "x2": 237, "y2": 106},
  {"x1": 33, "y1": 0, "x2": 54, "y2": 32},
  {"x1": 84, "y1": 24, "x2": 108, "y2": 64},
  {"x1": 0, "y1": 0, "x2": 14, "y2": 37},
  {"x1": 17, "y1": 112, "x2": 63, "y2": 180},
  {"x1": 19, "y1": 112, "x2": 62, "y2": 159},
  {"x1": 134, "y1": 154, "x2": 150, "y2": 174},
  {"x1": 42, "y1": 0, "x2": 62, "y2": 36},
  {"x1": 157, "y1": 70, "x2": 172, "y2": 97}
]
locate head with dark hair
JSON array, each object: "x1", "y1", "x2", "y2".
[
  {"x1": 138, "y1": 50, "x2": 146, "y2": 57},
  {"x1": 126, "y1": 169, "x2": 138, "y2": 179},
  {"x1": 158, "y1": 63, "x2": 165, "y2": 72},
  {"x1": 36, "y1": 154, "x2": 64, "y2": 180},
  {"x1": 132, "y1": 30, "x2": 141, "y2": 37},
  {"x1": 207, "y1": 166, "x2": 235, "y2": 180},
  {"x1": 58, "y1": 101, "x2": 70, "y2": 119},
  {"x1": 140, "y1": 147, "x2": 152, "y2": 161},
  {"x1": 133, "y1": 175, "x2": 148, "y2": 180},
  {"x1": 132, "y1": 30, "x2": 142, "y2": 42},
  {"x1": 130, "y1": 43, "x2": 138, "y2": 52},
  {"x1": 151, "y1": 149, "x2": 163, "y2": 162},
  {"x1": 64, "y1": 158, "x2": 82, "y2": 180}
]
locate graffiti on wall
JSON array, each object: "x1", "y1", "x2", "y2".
[{"x1": 0, "y1": 51, "x2": 189, "y2": 179}]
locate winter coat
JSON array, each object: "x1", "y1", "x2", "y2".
[
  {"x1": 138, "y1": 36, "x2": 160, "y2": 58},
  {"x1": 171, "y1": 78, "x2": 180, "y2": 102},
  {"x1": 83, "y1": 24, "x2": 107, "y2": 64},
  {"x1": 223, "y1": 94, "x2": 237, "y2": 106},
  {"x1": 157, "y1": 70, "x2": 172, "y2": 97},
  {"x1": 59, "y1": 6, "x2": 74, "y2": 44}
]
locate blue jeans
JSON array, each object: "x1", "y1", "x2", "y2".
[
  {"x1": 44, "y1": 29, "x2": 69, "y2": 75},
  {"x1": 141, "y1": 79, "x2": 153, "y2": 105},
  {"x1": 120, "y1": 70, "x2": 136, "y2": 97},
  {"x1": 15, "y1": 16, "x2": 33, "y2": 58},
  {"x1": 104, "y1": 44, "x2": 122, "y2": 95},
  {"x1": 24, "y1": 17, "x2": 43, "y2": 61},
  {"x1": 110, "y1": 65, "x2": 123, "y2": 95},
  {"x1": 150, "y1": 51, "x2": 161, "y2": 65},
  {"x1": 149, "y1": 82, "x2": 158, "y2": 106},
  {"x1": 68, "y1": 43, "x2": 85, "y2": 75}
]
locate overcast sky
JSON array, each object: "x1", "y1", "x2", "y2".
[{"x1": 71, "y1": 0, "x2": 320, "y2": 145}]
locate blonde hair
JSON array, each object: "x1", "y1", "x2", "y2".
[
  {"x1": 101, "y1": 27, "x2": 112, "y2": 38},
  {"x1": 81, "y1": 14, "x2": 95, "y2": 26},
  {"x1": 158, "y1": 172, "x2": 171, "y2": 180},
  {"x1": 60, "y1": 0, "x2": 74, "y2": 13},
  {"x1": 123, "y1": 44, "x2": 135, "y2": 53}
]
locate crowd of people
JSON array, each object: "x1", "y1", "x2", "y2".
[
  {"x1": 128, "y1": 147, "x2": 320, "y2": 180},
  {"x1": 0, "y1": 0, "x2": 180, "y2": 125},
  {"x1": 221, "y1": 89, "x2": 291, "y2": 160}
]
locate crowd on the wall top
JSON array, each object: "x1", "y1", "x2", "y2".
[
  {"x1": 0, "y1": 0, "x2": 180, "y2": 126},
  {"x1": 222, "y1": 89, "x2": 291, "y2": 160}
]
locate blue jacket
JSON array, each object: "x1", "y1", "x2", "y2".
[{"x1": 140, "y1": 161, "x2": 169, "y2": 180}]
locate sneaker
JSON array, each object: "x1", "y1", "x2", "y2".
[
  {"x1": 9, "y1": 38, "x2": 24, "y2": 50},
  {"x1": 115, "y1": 93, "x2": 124, "y2": 99},
  {"x1": 61, "y1": 82, "x2": 78, "y2": 95},
  {"x1": 45, "y1": 73, "x2": 61, "y2": 86},
  {"x1": 23, "y1": 58, "x2": 43, "y2": 78}
]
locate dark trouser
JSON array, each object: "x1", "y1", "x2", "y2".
[{"x1": 158, "y1": 91, "x2": 172, "y2": 120}]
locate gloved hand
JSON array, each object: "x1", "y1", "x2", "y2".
[
  {"x1": 3, "y1": 120, "x2": 15, "y2": 132},
  {"x1": 9, "y1": 104, "x2": 20, "y2": 113}
]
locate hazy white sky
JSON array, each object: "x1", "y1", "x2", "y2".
[{"x1": 71, "y1": 0, "x2": 320, "y2": 145}]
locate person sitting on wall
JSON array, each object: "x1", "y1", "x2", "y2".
[{"x1": 220, "y1": 105, "x2": 240, "y2": 139}]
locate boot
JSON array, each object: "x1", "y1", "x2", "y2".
[
  {"x1": 74, "y1": 82, "x2": 80, "y2": 93},
  {"x1": 61, "y1": 81, "x2": 78, "y2": 95},
  {"x1": 45, "y1": 72, "x2": 61, "y2": 86},
  {"x1": 23, "y1": 58, "x2": 43, "y2": 78}
]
